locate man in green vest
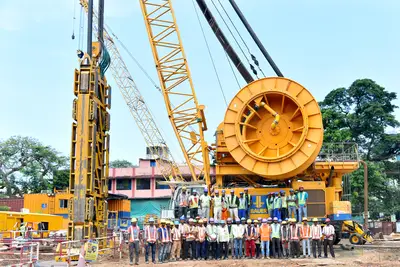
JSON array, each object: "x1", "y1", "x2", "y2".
[
  {"x1": 297, "y1": 186, "x2": 308, "y2": 222},
  {"x1": 238, "y1": 192, "x2": 247, "y2": 219},
  {"x1": 287, "y1": 189, "x2": 297, "y2": 220},
  {"x1": 227, "y1": 189, "x2": 239, "y2": 221},
  {"x1": 280, "y1": 190, "x2": 288, "y2": 220},
  {"x1": 273, "y1": 192, "x2": 281, "y2": 220},
  {"x1": 244, "y1": 188, "x2": 252, "y2": 218},
  {"x1": 267, "y1": 193, "x2": 274, "y2": 218},
  {"x1": 271, "y1": 217, "x2": 282, "y2": 258}
]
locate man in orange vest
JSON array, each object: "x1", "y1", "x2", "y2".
[
  {"x1": 178, "y1": 187, "x2": 189, "y2": 218},
  {"x1": 157, "y1": 219, "x2": 170, "y2": 263},
  {"x1": 310, "y1": 218, "x2": 322, "y2": 258},
  {"x1": 170, "y1": 221, "x2": 181, "y2": 261},
  {"x1": 300, "y1": 217, "x2": 311, "y2": 258},
  {"x1": 183, "y1": 218, "x2": 197, "y2": 260},
  {"x1": 127, "y1": 218, "x2": 141, "y2": 265},
  {"x1": 144, "y1": 217, "x2": 157, "y2": 264},
  {"x1": 259, "y1": 218, "x2": 271, "y2": 259},
  {"x1": 196, "y1": 219, "x2": 207, "y2": 260},
  {"x1": 288, "y1": 218, "x2": 301, "y2": 258}
]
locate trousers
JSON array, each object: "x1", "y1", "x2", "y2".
[
  {"x1": 184, "y1": 240, "x2": 196, "y2": 260},
  {"x1": 298, "y1": 205, "x2": 307, "y2": 222},
  {"x1": 289, "y1": 241, "x2": 300, "y2": 258},
  {"x1": 288, "y1": 206, "x2": 296, "y2": 219},
  {"x1": 158, "y1": 243, "x2": 168, "y2": 262},
  {"x1": 245, "y1": 240, "x2": 255, "y2": 258},
  {"x1": 129, "y1": 241, "x2": 140, "y2": 264},
  {"x1": 214, "y1": 207, "x2": 222, "y2": 221},
  {"x1": 271, "y1": 238, "x2": 282, "y2": 258},
  {"x1": 230, "y1": 239, "x2": 235, "y2": 257},
  {"x1": 201, "y1": 207, "x2": 210, "y2": 219},
  {"x1": 179, "y1": 206, "x2": 188, "y2": 218},
  {"x1": 145, "y1": 242, "x2": 156, "y2": 263},
  {"x1": 281, "y1": 208, "x2": 288, "y2": 220},
  {"x1": 238, "y1": 209, "x2": 246, "y2": 219},
  {"x1": 195, "y1": 241, "x2": 207, "y2": 259},
  {"x1": 190, "y1": 208, "x2": 198, "y2": 218},
  {"x1": 273, "y1": 209, "x2": 281, "y2": 220},
  {"x1": 171, "y1": 240, "x2": 181, "y2": 259},
  {"x1": 218, "y1": 242, "x2": 228, "y2": 259},
  {"x1": 311, "y1": 239, "x2": 321, "y2": 258},
  {"x1": 255, "y1": 242, "x2": 260, "y2": 258},
  {"x1": 207, "y1": 242, "x2": 217, "y2": 259},
  {"x1": 323, "y1": 239, "x2": 335, "y2": 258},
  {"x1": 302, "y1": 239, "x2": 311, "y2": 256},
  {"x1": 229, "y1": 208, "x2": 239, "y2": 220},
  {"x1": 260, "y1": 240, "x2": 270, "y2": 257},
  {"x1": 234, "y1": 239, "x2": 243, "y2": 258},
  {"x1": 282, "y1": 240, "x2": 289, "y2": 257}
]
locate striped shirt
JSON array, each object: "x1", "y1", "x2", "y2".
[{"x1": 322, "y1": 225, "x2": 335, "y2": 240}]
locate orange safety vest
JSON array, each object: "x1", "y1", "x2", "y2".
[
  {"x1": 198, "y1": 226, "x2": 206, "y2": 242},
  {"x1": 146, "y1": 226, "x2": 157, "y2": 242},
  {"x1": 300, "y1": 225, "x2": 311, "y2": 238},
  {"x1": 128, "y1": 225, "x2": 140, "y2": 242},
  {"x1": 172, "y1": 227, "x2": 181, "y2": 241},
  {"x1": 311, "y1": 225, "x2": 322, "y2": 239},
  {"x1": 160, "y1": 227, "x2": 171, "y2": 243},
  {"x1": 290, "y1": 225, "x2": 299, "y2": 240},
  {"x1": 179, "y1": 194, "x2": 188, "y2": 207},
  {"x1": 186, "y1": 226, "x2": 196, "y2": 241},
  {"x1": 189, "y1": 196, "x2": 199, "y2": 208},
  {"x1": 259, "y1": 224, "x2": 271, "y2": 241}
]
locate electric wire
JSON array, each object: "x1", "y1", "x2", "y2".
[{"x1": 191, "y1": 0, "x2": 228, "y2": 107}]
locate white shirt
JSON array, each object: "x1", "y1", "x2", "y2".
[
  {"x1": 311, "y1": 224, "x2": 322, "y2": 239},
  {"x1": 200, "y1": 194, "x2": 211, "y2": 208},
  {"x1": 232, "y1": 224, "x2": 245, "y2": 239},
  {"x1": 322, "y1": 225, "x2": 335, "y2": 240},
  {"x1": 218, "y1": 225, "x2": 230, "y2": 242}
]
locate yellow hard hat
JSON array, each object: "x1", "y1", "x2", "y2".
[
  {"x1": 247, "y1": 219, "x2": 252, "y2": 223},
  {"x1": 131, "y1": 218, "x2": 137, "y2": 223},
  {"x1": 282, "y1": 220, "x2": 287, "y2": 224},
  {"x1": 312, "y1": 218, "x2": 318, "y2": 222},
  {"x1": 170, "y1": 221, "x2": 174, "y2": 226},
  {"x1": 182, "y1": 186, "x2": 187, "y2": 190},
  {"x1": 160, "y1": 219, "x2": 166, "y2": 224},
  {"x1": 254, "y1": 220, "x2": 259, "y2": 223},
  {"x1": 199, "y1": 219, "x2": 203, "y2": 223},
  {"x1": 302, "y1": 217, "x2": 308, "y2": 221}
]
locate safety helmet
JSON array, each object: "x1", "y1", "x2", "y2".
[
  {"x1": 325, "y1": 218, "x2": 331, "y2": 223},
  {"x1": 161, "y1": 219, "x2": 166, "y2": 224},
  {"x1": 262, "y1": 219, "x2": 267, "y2": 223},
  {"x1": 209, "y1": 218, "x2": 214, "y2": 223},
  {"x1": 299, "y1": 186, "x2": 304, "y2": 190},
  {"x1": 222, "y1": 190, "x2": 225, "y2": 193},
  {"x1": 193, "y1": 190, "x2": 197, "y2": 194},
  {"x1": 247, "y1": 219, "x2": 252, "y2": 223},
  {"x1": 235, "y1": 219, "x2": 240, "y2": 223},
  {"x1": 230, "y1": 189, "x2": 235, "y2": 193},
  {"x1": 182, "y1": 186, "x2": 187, "y2": 190},
  {"x1": 302, "y1": 217, "x2": 308, "y2": 221},
  {"x1": 282, "y1": 220, "x2": 287, "y2": 225},
  {"x1": 312, "y1": 218, "x2": 318, "y2": 222},
  {"x1": 149, "y1": 217, "x2": 155, "y2": 223},
  {"x1": 196, "y1": 216, "x2": 201, "y2": 220},
  {"x1": 131, "y1": 218, "x2": 137, "y2": 223},
  {"x1": 267, "y1": 217, "x2": 272, "y2": 221},
  {"x1": 227, "y1": 218, "x2": 232, "y2": 222},
  {"x1": 274, "y1": 192, "x2": 279, "y2": 195},
  {"x1": 290, "y1": 189, "x2": 294, "y2": 192},
  {"x1": 240, "y1": 192, "x2": 244, "y2": 195},
  {"x1": 174, "y1": 221, "x2": 179, "y2": 225},
  {"x1": 215, "y1": 220, "x2": 219, "y2": 224},
  {"x1": 180, "y1": 215, "x2": 185, "y2": 220},
  {"x1": 241, "y1": 217, "x2": 246, "y2": 221},
  {"x1": 280, "y1": 190, "x2": 285, "y2": 194},
  {"x1": 273, "y1": 217, "x2": 278, "y2": 221},
  {"x1": 199, "y1": 219, "x2": 203, "y2": 224},
  {"x1": 278, "y1": 219, "x2": 282, "y2": 223},
  {"x1": 257, "y1": 217, "x2": 262, "y2": 221},
  {"x1": 254, "y1": 220, "x2": 259, "y2": 223},
  {"x1": 244, "y1": 188, "x2": 249, "y2": 191},
  {"x1": 215, "y1": 190, "x2": 219, "y2": 194},
  {"x1": 204, "y1": 188, "x2": 208, "y2": 192},
  {"x1": 193, "y1": 219, "x2": 197, "y2": 223}
]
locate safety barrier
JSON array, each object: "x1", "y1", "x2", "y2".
[
  {"x1": 0, "y1": 242, "x2": 39, "y2": 266},
  {"x1": 0, "y1": 230, "x2": 66, "y2": 241}
]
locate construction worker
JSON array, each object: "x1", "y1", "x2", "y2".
[
  {"x1": 144, "y1": 217, "x2": 157, "y2": 264},
  {"x1": 199, "y1": 188, "x2": 211, "y2": 219},
  {"x1": 206, "y1": 218, "x2": 218, "y2": 260},
  {"x1": 273, "y1": 192, "x2": 281, "y2": 220},
  {"x1": 253, "y1": 219, "x2": 261, "y2": 259},
  {"x1": 244, "y1": 219, "x2": 255, "y2": 259},
  {"x1": 280, "y1": 191, "x2": 288, "y2": 220},
  {"x1": 227, "y1": 190, "x2": 239, "y2": 221},
  {"x1": 288, "y1": 218, "x2": 301, "y2": 258},
  {"x1": 171, "y1": 221, "x2": 181, "y2": 261},
  {"x1": 322, "y1": 218, "x2": 335, "y2": 258},
  {"x1": 19, "y1": 222, "x2": 26, "y2": 238},
  {"x1": 213, "y1": 190, "x2": 223, "y2": 221},
  {"x1": 243, "y1": 188, "x2": 252, "y2": 218},
  {"x1": 259, "y1": 218, "x2": 271, "y2": 259},
  {"x1": 127, "y1": 218, "x2": 141, "y2": 265},
  {"x1": 238, "y1": 192, "x2": 247, "y2": 219},
  {"x1": 232, "y1": 219, "x2": 244, "y2": 259},
  {"x1": 287, "y1": 189, "x2": 297, "y2": 219},
  {"x1": 217, "y1": 220, "x2": 229, "y2": 260},
  {"x1": 280, "y1": 220, "x2": 289, "y2": 258},
  {"x1": 178, "y1": 187, "x2": 189, "y2": 218},
  {"x1": 166, "y1": 221, "x2": 174, "y2": 261},
  {"x1": 271, "y1": 217, "x2": 282, "y2": 258},
  {"x1": 196, "y1": 219, "x2": 207, "y2": 260},
  {"x1": 311, "y1": 218, "x2": 322, "y2": 258},
  {"x1": 240, "y1": 217, "x2": 247, "y2": 257},
  {"x1": 157, "y1": 219, "x2": 170, "y2": 263},
  {"x1": 267, "y1": 193, "x2": 274, "y2": 218},
  {"x1": 184, "y1": 218, "x2": 197, "y2": 260},
  {"x1": 297, "y1": 186, "x2": 308, "y2": 222},
  {"x1": 300, "y1": 217, "x2": 311, "y2": 258},
  {"x1": 226, "y1": 218, "x2": 234, "y2": 258},
  {"x1": 189, "y1": 190, "x2": 199, "y2": 218}
]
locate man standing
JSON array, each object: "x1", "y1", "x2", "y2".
[
  {"x1": 199, "y1": 188, "x2": 211, "y2": 219},
  {"x1": 217, "y1": 220, "x2": 230, "y2": 260},
  {"x1": 189, "y1": 190, "x2": 199, "y2": 218},
  {"x1": 267, "y1": 193, "x2": 274, "y2": 218},
  {"x1": 243, "y1": 188, "x2": 252, "y2": 218},
  {"x1": 196, "y1": 219, "x2": 207, "y2": 260},
  {"x1": 273, "y1": 192, "x2": 281, "y2": 220},
  {"x1": 206, "y1": 218, "x2": 218, "y2": 260},
  {"x1": 322, "y1": 218, "x2": 335, "y2": 258},
  {"x1": 157, "y1": 219, "x2": 170, "y2": 263},
  {"x1": 227, "y1": 190, "x2": 239, "y2": 221},
  {"x1": 184, "y1": 218, "x2": 197, "y2": 260},
  {"x1": 280, "y1": 191, "x2": 288, "y2": 220},
  {"x1": 213, "y1": 190, "x2": 223, "y2": 221},
  {"x1": 227, "y1": 218, "x2": 234, "y2": 259},
  {"x1": 178, "y1": 187, "x2": 189, "y2": 218},
  {"x1": 127, "y1": 218, "x2": 140, "y2": 265},
  {"x1": 271, "y1": 217, "x2": 282, "y2": 259},
  {"x1": 287, "y1": 189, "x2": 297, "y2": 220},
  {"x1": 297, "y1": 186, "x2": 308, "y2": 222},
  {"x1": 288, "y1": 218, "x2": 301, "y2": 258},
  {"x1": 232, "y1": 219, "x2": 244, "y2": 259},
  {"x1": 253, "y1": 219, "x2": 261, "y2": 259},
  {"x1": 280, "y1": 220, "x2": 289, "y2": 258},
  {"x1": 171, "y1": 221, "x2": 181, "y2": 261},
  {"x1": 244, "y1": 219, "x2": 255, "y2": 259},
  {"x1": 259, "y1": 218, "x2": 271, "y2": 259},
  {"x1": 144, "y1": 217, "x2": 158, "y2": 264},
  {"x1": 300, "y1": 217, "x2": 311, "y2": 258},
  {"x1": 311, "y1": 218, "x2": 322, "y2": 258},
  {"x1": 238, "y1": 192, "x2": 247, "y2": 219}
]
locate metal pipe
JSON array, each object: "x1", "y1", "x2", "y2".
[
  {"x1": 228, "y1": 0, "x2": 284, "y2": 77},
  {"x1": 195, "y1": 0, "x2": 254, "y2": 84},
  {"x1": 87, "y1": 0, "x2": 93, "y2": 56},
  {"x1": 98, "y1": 0, "x2": 104, "y2": 44},
  {"x1": 360, "y1": 160, "x2": 368, "y2": 229}
]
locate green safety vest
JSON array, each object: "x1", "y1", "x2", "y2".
[
  {"x1": 298, "y1": 192, "x2": 307, "y2": 205},
  {"x1": 281, "y1": 196, "x2": 287, "y2": 208},
  {"x1": 239, "y1": 197, "x2": 246, "y2": 209},
  {"x1": 271, "y1": 223, "x2": 280, "y2": 238},
  {"x1": 287, "y1": 195, "x2": 297, "y2": 207},
  {"x1": 273, "y1": 197, "x2": 281, "y2": 209},
  {"x1": 228, "y1": 195, "x2": 238, "y2": 208},
  {"x1": 267, "y1": 198, "x2": 273, "y2": 210},
  {"x1": 245, "y1": 194, "x2": 251, "y2": 207}
]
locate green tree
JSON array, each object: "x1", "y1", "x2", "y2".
[
  {"x1": 109, "y1": 159, "x2": 134, "y2": 168},
  {"x1": 53, "y1": 169, "x2": 70, "y2": 190}
]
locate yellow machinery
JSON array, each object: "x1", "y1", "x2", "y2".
[{"x1": 139, "y1": 0, "x2": 360, "y2": 222}]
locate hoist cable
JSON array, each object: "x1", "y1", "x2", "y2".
[
  {"x1": 71, "y1": 0, "x2": 77, "y2": 40},
  {"x1": 191, "y1": 0, "x2": 228, "y2": 107},
  {"x1": 224, "y1": 49, "x2": 242, "y2": 91}
]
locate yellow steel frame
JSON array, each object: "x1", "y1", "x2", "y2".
[
  {"x1": 139, "y1": 0, "x2": 210, "y2": 183},
  {"x1": 69, "y1": 52, "x2": 110, "y2": 246}
]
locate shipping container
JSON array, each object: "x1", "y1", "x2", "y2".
[
  {"x1": 0, "y1": 198, "x2": 24, "y2": 212},
  {"x1": 24, "y1": 193, "x2": 73, "y2": 215},
  {"x1": 108, "y1": 199, "x2": 131, "y2": 212}
]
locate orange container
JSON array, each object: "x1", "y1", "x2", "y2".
[
  {"x1": 108, "y1": 199, "x2": 131, "y2": 212},
  {"x1": 330, "y1": 201, "x2": 351, "y2": 214}
]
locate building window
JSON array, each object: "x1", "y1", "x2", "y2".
[
  {"x1": 150, "y1": 160, "x2": 156, "y2": 167},
  {"x1": 108, "y1": 179, "x2": 112, "y2": 190},
  {"x1": 59, "y1": 199, "x2": 68, "y2": 209},
  {"x1": 155, "y1": 178, "x2": 169, "y2": 190},
  {"x1": 136, "y1": 179, "x2": 151, "y2": 190},
  {"x1": 116, "y1": 179, "x2": 131, "y2": 190}
]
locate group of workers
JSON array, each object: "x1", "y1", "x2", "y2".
[
  {"x1": 126, "y1": 215, "x2": 336, "y2": 265},
  {"x1": 178, "y1": 186, "x2": 309, "y2": 222}
]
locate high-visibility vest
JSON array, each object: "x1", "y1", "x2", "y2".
[
  {"x1": 179, "y1": 193, "x2": 188, "y2": 207},
  {"x1": 290, "y1": 225, "x2": 299, "y2": 240},
  {"x1": 298, "y1": 192, "x2": 307, "y2": 205},
  {"x1": 189, "y1": 195, "x2": 199, "y2": 208},
  {"x1": 300, "y1": 224, "x2": 311, "y2": 238},
  {"x1": 260, "y1": 224, "x2": 271, "y2": 241},
  {"x1": 145, "y1": 226, "x2": 157, "y2": 242},
  {"x1": 311, "y1": 225, "x2": 322, "y2": 239},
  {"x1": 281, "y1": 196, "x2": 287, "y2": 208},
  {"x1": 186, "y1": 226, "x2": 196, "y2": 241},
  {"x1": 228, "y1": 195, "x2": 238, "y2": 208},
  {"x1": 238, "y1": 197, "x2": 246, "y2": 209},
  {"x1": 160, "y1": 227, "x2": 170, "y2": 243},
  {"x1": 281, "y1": 225, "x2": 289, "y2": 240},
  {"x1": 273, "y1": 197, "x2": 282, "y2": 209},
  {"x1": 267, "y1": 197, "x2": 273, "y2": 210},
  {"x1": 128, "y1": 225, "x2": 140, "y2": 242},
  {"x1": 198, "y1": 226, "x2": 206, "y2": 242},
  {"x1": 214, "y1": 196, "x2": 222, "y2": 208},
  {"x1": 171, "y1": 227, "x2": 181, "y2": 241},
  {"x1": 200, "y1": 195, "x2": 211, "y2": 208},
  {"x1": 245, "y1": 226, "x2": 255, "y2": 239},
  {"x1": 271, "y1": 223, "x2": 280, "y2": 238},
  {"x1": 287, "y1": 195, "x2": 297, "y2": 207},
  {"x1": 244, "y1": 194, "x2": 251, "y2": 207}
]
